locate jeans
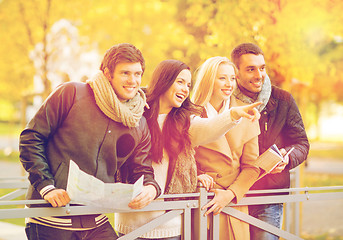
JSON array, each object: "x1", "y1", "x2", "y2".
[
  {"x1": 25, "y1": 222, "x2": 118, "y2": 240},
  {"x1": 118, "y1": 232, "x2": 181, "y2": 240},
  {"x1": 249, "y1": 203, "x2": 283, "y2": 240}
]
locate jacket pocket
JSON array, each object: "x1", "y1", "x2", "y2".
[{"x1": 54, "y1": 161, "x2": 68, "y2": 189}]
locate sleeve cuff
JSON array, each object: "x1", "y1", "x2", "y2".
[{"x1": 40, "y1": 185, "x2": 56, "y2": 198}]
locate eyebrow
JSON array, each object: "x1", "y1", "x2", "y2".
[
  {"x1": 246, "y1": 64, "x2": 266, "y2": 69},
  {"x1": 176, "y1": 77, "x2": 186, "y2": 81},
  {"x1": 176, "y1": 77, "x2": 191, "y2": 84},
  {"x1": 218, "y1": 73, "x2": 235, "y2": 77},
  {"x1": 120, "y1": 69, "x2": 143, "y2": 74}
]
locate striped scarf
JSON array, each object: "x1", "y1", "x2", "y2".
[{"x1": 87, "y1": 71, "x2": 146, "y2": 128}]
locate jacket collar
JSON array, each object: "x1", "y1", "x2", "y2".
[
  {"x1": 233, "y1": 75, "x2": 272, "y2": 112},
  {"x1": 264, "y1": 86, "x2": 277, "y2": 114}
]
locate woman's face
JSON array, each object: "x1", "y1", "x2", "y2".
[
  {"x1": 159, "y1": 69, "x2": 191, "y2": 114},
  {"x1": 210, "y1": 63, "x2": 236, "y2": 108}
]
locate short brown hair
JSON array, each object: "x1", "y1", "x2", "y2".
[
  {"x1": 231, "y1": 43, "x2": 264, "y2": 69},
  {"x1": 100, "y1": 43, "x2": 145, "y2": 77}
]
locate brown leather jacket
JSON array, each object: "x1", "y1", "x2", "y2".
[{"x1": 20, "y1": 82, "x2": 161, "y2": 202}]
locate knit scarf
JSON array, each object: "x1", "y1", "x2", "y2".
[
  {"x1": 156, "y1": 114, "x2": 198, "y2": 195},
  {"x1": 233, "y1": 74, "x2": 272, "y2": 112},
  {"x1": 164, "y1": 149, "x2": 198, "y2": 195},
  {"x1": 87, "y1": 71, "x2": 146, "y2": 128}
]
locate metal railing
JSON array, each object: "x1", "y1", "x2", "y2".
[{"x1": 1, "y1": 176, "x2": 343, "y2": 240}]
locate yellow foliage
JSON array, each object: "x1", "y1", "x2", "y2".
[{"x1": 0, "y1": 0, "x2": 342, "y2": 122}]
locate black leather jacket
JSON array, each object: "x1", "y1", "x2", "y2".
[
  {"x1": 20, "y1": 82, "x2": 161, "y2": 202},
  {"x1": 251, "y1": 86, "x2": 310, "y2": 192}
]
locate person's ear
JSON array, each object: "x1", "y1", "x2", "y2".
[
  {"x1": 235, "y1": 72, "x2": 241, "y2": 81},
  {"x1": 104, "y1": 67, "x2": 111, "y2": 80}
]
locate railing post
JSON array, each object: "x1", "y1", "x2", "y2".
[
  {"x1": 211, "y1": 213, "x2": 220, "y2": 240},
  {"x1": 284, "y1": 169, "x2": 294, "y2": 233},
  {"x1": 286, "y1": 167, "x2": 301, "y2": 236},
  {"x1": 193, "y1": 185, "x2": 208, "y2": 240},
  {"x1": 294, "y1": 166, "x2": 301, "y2": 236},
  {"x1": 183, "y1": 206, "x2": 192, "y2": 240}
]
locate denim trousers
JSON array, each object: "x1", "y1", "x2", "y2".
[
  {"x1": 118, "y1": 232, "x2": 181, "y2": 240},
  {"x1": 249, "y1": 203, "x2": 283, "y2": 240},
  {"x1": 25, "y1": 222, "x2": 118, "y2": 240}
]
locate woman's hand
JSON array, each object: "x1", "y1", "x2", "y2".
[
  {"x1": 201, "y1": 188, "x2": 235, "y2": 216},
  {"x1": 197, "y1": 174, "x2": 214, "y2": 191},
  {"x1": 230, "y1": 102, "x2": 262, "y2": 121}
]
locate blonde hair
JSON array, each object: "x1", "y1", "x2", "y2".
[{"x1": 192, "y1": 56, "x2": 237, "y2": 106}]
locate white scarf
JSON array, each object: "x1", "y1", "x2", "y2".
[{"x1": 205, "y1": 98, "x2": 230, "y2": 116}]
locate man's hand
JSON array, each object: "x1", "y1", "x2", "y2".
[
  {"x1": 198, "y1": 174, "x2": 214, "y2": 191},
  {"x1": 230, "y1": 102, "x2": 262, "y2": 122},
  {"x1": 270, "y1": 148, "x2": 288, "y2": 174},
  {"x1": 128, "y1": 185, "x2": 157, "y2": 209},
  {"x1": 44, "y1": 189, "x2": 70, "y2": 207},
  {"x1": 201, "y1": 189, "x2": 235, "y2": 216}
]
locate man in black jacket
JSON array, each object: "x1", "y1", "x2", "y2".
[
  {"x1": 20, "y1": 43, "x2": 161, "y2": 240},
  {"x1": 231, "y1": 43, "x2": 309, "y2": 240}
]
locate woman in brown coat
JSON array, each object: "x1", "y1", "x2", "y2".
[{"x1": 192, "y1": 56, "x2": 261, "y2": 240}]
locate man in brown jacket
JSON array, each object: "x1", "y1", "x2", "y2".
[{"x1": 20, "y1": 43, "x2": 161, "y2": 240}]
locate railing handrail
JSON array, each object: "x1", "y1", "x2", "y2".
[
  {"x1": 1, "y1": 178, "x2": 343, "y2": 240},
  {"x1": 1, "y1": 177, "x2": 342, "y2": 193},
  {"x1": 1, "y1": 185, "x2": 343, "y2": 215}
]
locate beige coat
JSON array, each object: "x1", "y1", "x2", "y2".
[{"x1": 195, "y1": 96, "x2": 261, "y2": 240}]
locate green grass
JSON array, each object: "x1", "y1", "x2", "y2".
[
  {"x1": 0, "y1": 122, "x2": 21, "y2": 136},
  {"x1": 302, "y1": 234, "x2": 343, "y2": 240},
  {"x1": 0, "y1": 149, "x2": 19, "y2": 163},
  {"x1": 308, "y1": 148, "x2": 343, "y2": 160},
  {"x1": 0, "y1": 188, "x2": 26, "y2": 226},
  {"x1": 303, "y1": 172, "x2": 343, "y2": 190},
  {"x1": 308, "y1": 141, "x2": 343, "y2": 161}
]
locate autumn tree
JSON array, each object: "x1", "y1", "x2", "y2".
[{"x1": 1, "y1": 0, "x2": 342, "y2": 136}]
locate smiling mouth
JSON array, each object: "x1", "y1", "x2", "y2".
[
  {"x1": 176, "y1": 93, "x2": 185, "y2": 101},
  {"x1": 251, "y1": 80, "x2": 262, "y2": 87},
  {"x1": 222, "y1": 89, "x2": 233, "y2": 95},
  {"x1": 124, "y1": 86, "x2": 137, "y2": 91}
]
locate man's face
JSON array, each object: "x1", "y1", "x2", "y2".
[
  {"x1": 236, "y1": 54, "x2": 266, "y2": 97},
  {"x1": 106, "y1": 62, "x2": 143, "y2": 102}
]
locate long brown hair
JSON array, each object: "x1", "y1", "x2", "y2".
[{"x1": 144, "y1": 59, "x2": 201, "y2": 163}]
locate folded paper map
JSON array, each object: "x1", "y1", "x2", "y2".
[{"x1": 66, "y1": 160, "x2": 143, "y2": 210}]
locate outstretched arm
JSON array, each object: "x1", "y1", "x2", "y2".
[
  {"x1": 190, "y1": 102, "x2": 261, "y2": 146},
  {"x1": 230, "y1": 102, "x2": 262, "y2": 121}
]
